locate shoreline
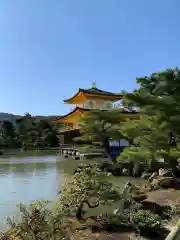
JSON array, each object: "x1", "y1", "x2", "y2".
[{"x1": 0, "y1": 148, "x2": 60, "y2": 157}]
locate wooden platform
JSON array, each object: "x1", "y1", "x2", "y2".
[
  {"x1": 59, "y1": 146, "x2": 105, "y2": 160},
  {"x1": 79, "y1": 152, "x2": 105, "y2": 159}
]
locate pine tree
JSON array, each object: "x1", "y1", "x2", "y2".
[
  {"x1": 119, "y1": 68, "x2": 180, "y2": 175},
  {"x1": 75, "y1": 109, "x2": 124, "y2": 160}
]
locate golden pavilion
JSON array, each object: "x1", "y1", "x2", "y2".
[{"x1": 56, "y1": 82, "x2": 137, "y2": 144}]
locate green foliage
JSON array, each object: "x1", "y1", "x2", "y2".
[
  {"x1": 1, "y1": 164, "x2": 122, "y2": 239},
  {"x1": 3, "y1": 200, "x2": 71, "y2": 240},
  {"x1": 133, "y1": 210, "x2": 162, "y2": 229},
  {"x1": 0, "y1": 113, "x2": 60, "y2": 150},
  {"x1": 77, "y1": 109, "x2": 123, "y2": 142},
  {"x1": 0, "y1": 121, "x2": 19, "y2": 148},
  {"x1": 118, "y1": 146, "x2": 148, "y2": 164},
  {"x1": 119, "y1": 68, "x2": 180, "y2": 169},
  {"x1": 56, "y1": 163, "x2": 120, "y2": 217},
  {"x1": 75, "y1": 109, "x2": 125, "y2": 159},
  {"x1": 1, "y1": 164, "x2": 164, "y2": 239},
  {"x1": 117, "y1": 146, "x2": 160, "y2": 171}
]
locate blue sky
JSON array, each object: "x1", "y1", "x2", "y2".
[{"x1": 0, "y1": 0, "x2": 179, "y2": 116}]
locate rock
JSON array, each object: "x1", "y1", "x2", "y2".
[
  {"x1": 159, "y1": 177, "x2": 180, "y2": 189},
  {"x1": 140, "y1": 189, "x2": 180, "y2": 219},
  {"x1": 141, "y1": 172, "x2": 151, "y2": 179},
  {"x1": 141, "y1": 200, "x2": 166, "y2": 215},
  {"x1": 148, "y1": 172, "x2": 158, "y2": 182},
  {"x1": 147, "y1": 189, "x2": 180, "y2": 206},
  {"x1": 132, "y1": 193, "x2": 147, "y2": 202},
  {"x1": 158, "y1": 168, "x2": 173, "y2": 177},
  {"x1": 73, "y1": 229, "x2": 149, "y2": 240},
  {"x1": 122, "y1": 168, "x2": 128, "y2": 175},
  {"x1": 151, "y1": 177, "x2": 180, "y2": 190}
]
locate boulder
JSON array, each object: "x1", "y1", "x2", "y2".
[
  {"x1": 141, "y1": 172, "x2": 151, "y2": 179},
  {"x1": 122, "y1": 168, "x2": 128, "y2": 175},
  {"x1": 148, "y1": 172, "x2": 158, "y2": 183},
  {"x1": 159, "y1": 177, "x2": 179, "y2": 189},
  {"x1": 151, "y1": 177, "x2": 180, "y2": 190},
  {"x1": 73, "y1": 229, "x2": 150, "y2": 240},
  {"x1": 158, "y1": 168, "x2": 173, "y2": 177},
  {"x1": 132, "y1": 193, "x2": 147, "y2": 202},
  {"x1": 141, "y1": 200, "x2": 167, "y2": 216},
  {"x1": 140, "y1": 189, "x2": 180, "y2": 219}
]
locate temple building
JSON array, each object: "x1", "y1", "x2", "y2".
[{"x1": 56, "y1": 82, "x2": 137, "y2": 144}]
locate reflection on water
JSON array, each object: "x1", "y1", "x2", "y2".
[
  {"x1": 0, "y1": 154, "x2": 145, "y2": 231},
  {"x1": 0, "y1": 155, "x2": 64, "y2": 230}
]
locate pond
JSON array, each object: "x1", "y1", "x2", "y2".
[{"x1": 0, "y1": 152, "x2": 145, "y2": 231}]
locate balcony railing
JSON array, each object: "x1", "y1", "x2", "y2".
[{"x1": 75, "y1": 102, "x2": 123, "y2": 110}]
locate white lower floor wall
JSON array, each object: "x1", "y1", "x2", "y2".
[{"x1": 109, "y1": 139, "x2": 129, "y2": 147}]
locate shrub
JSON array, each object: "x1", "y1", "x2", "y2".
[
  {"x1": 56, "y1": 163, "x2": 120, "y2": 220},
  {"x1": 2, "y1": 201, "x2": 72, "y2": 240},
  {"x1": 1, "y1": 164, "x2": 163, "y2": 239},
  {"x1": 133, "y1": 210, "x2": 162, "y2": 229}
]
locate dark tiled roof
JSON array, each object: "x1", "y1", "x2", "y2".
[
  {"x1": 56, "y1": 107, "x2": 90, "y2": 120},
  {"x1": 80, "y1": 87, "x2": 122, "y2": 96},
  {"x1": 63, "y1": 87, "x2": 122, "y2": 102},
  {"x1": 56, "y1": 107, "x2": 138, "y2": 121}
]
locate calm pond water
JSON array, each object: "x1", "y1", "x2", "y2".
[{"x1": 0, "y1": 152, "x2": 144, "y2": 231}]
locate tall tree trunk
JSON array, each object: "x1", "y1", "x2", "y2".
[
  {"x1": 102, "y1": 138, "x2": 113, "y2": 161},
  {"x1": 132, "y1": 161, "x2": 142, "y2": 177},
  {"x1": 149, "y1": 153, "x2": 158, "y2": 172}
]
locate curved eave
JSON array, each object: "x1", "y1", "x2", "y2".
[
  {"x1": 56, "y1": 107, "x2": 90, "y2": 123},
  {"x1": 56, "y1": 108, "x2": 139, "y2": 123},
  {"x1": 63, "y1": 89, "x2": 123, "y2": 104},
  {"x1": 63, "y1": 89, "x2": 82, "y2": 103}
]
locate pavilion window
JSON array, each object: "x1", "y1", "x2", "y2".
[{"x1": 106, "y1": 101, "x2": 112, "y2": 109}]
